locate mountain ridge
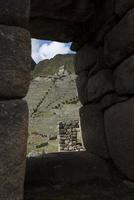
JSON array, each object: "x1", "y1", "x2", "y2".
[
  {"x1": 32, "y1": 54, "x2": 75, "y2": 78},
  {"x1": 26, "y1": 54, "x2": 81, "y2": 155}
]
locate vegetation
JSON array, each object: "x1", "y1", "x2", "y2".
[
  {"x1": 26, "y1": 54, "x2": 81, "y2": 155},
  {"x1": 32, "y1": 54, "x2": 75, "y2": 78}
]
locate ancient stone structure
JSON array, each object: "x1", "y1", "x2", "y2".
[
  {"x1": 1, "y1": 0, "x2": 134, "y2": 199},
  {"x1": 0, "y1": 1, "x2": 31, "y2": 199},
  {"x1": 76, "y1": 2, "x2": 134, "y2": 181},
  {"x1": 58, "y1": 121, "x2": 84, "y2": 152}
]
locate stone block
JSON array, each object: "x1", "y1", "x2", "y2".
[
  {"x1": 88, "y1": 47, "x2": 105, "y2": 77},
  {"x1": 0, "y1": 0, "x2": 30, "y2": 28},
  {"x1": 76, "y1": 71, "x2": 88, "y2": 105},
  {"x1": 87, "y1": 70, "x2": 114, "y2": 102},
  {"x1": 0, "y1": 100, "x2": 28, "y2": 199},
  {"x1": 70, "y1": 19, "x2": 95, "y2": 52},
  {"x1": 31, "y1": 0, "x2": 93, "y2": 23},
  {"x1": 80, "y1": 104, "x2": 109, "y2": 158},
  {"x1": 75, "y1": 42, "x2": 97, "y2": 74},
  {"x1": 30, "y1": 17, "x2": 78, "y2": 43},
  {"x1": 104, "y1": 98, "x2": 134, "y2": 180},
  {"x1": 25, "y1": 152, "x2": 112, "y2": 187},
  {"x1": 114, "y1": 55, "x2": 134, "y2": 95},
  {"x1": 104, "y1": 8, "x2": 134, "y2": 68},
  {"x1": 99, "y1": 93, "x2": 128, "y2": 110},
  {"x1": 95, "y1": 0, "x2": 114, "y2": 31},
  {"x1": 116, "y1": 0, "x2": 134, "y2": 17},
  {"x1": 0, "y1": 25, "x2": 31, "y2": 98}
]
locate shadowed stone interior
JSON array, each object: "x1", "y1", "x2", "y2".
[
  {"x1": 30, "y1": 0, "x2": 94, "y2": 42},
  {"x1": 1, "y1": 0, "x2": 134, "y2": 199}
]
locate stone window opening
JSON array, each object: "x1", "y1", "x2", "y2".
[
  {"x1": 26, "y1": 39, "x2": 84, "y2": 157},
  {"x1": 2, "y1": 1, "x2": 134, "y2": 199}
]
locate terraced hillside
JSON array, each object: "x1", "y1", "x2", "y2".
[
  {"x1": 26, "y1": 55, "x2": 82, "y2": 155},
  {"x1": 32, "y1": 54, "x2": 75, "y2": 78}
]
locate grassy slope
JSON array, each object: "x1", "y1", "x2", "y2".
[
  {"x1": 32, "y1": 54, "x2": 75, "y2": 78},
  {"x1": 26, "y1": 54, "x2": 81, "y2": 155}
]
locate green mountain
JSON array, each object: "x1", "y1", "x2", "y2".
[
  {"x1": 26, "y1": 54, "x2": 81, "y2": 155},
  {"x1": 32, "y1": 54, "x2": 75, "y2": 78}
]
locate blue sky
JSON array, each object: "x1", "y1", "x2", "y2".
[{"x1": 31, "y1": 39, "x2": 75, "y2": 63}]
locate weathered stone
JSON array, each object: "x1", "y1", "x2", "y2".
[
  {"x1": 116, "y1": 0, "x2": 134, "y2": 17},
  {"x1": 70, "y1": 19, "x2": 95, "y2": 52},
  {"x1": 80, "y1": 104, "x2": 109, "y2": 158},
  {"x1": 0, "y1": 100, "x2": 28, "y2": 199},
  {"x1": 104, "y1": 8, "x2": 134, "y2": 68},
  {"x1": 87, "y1": 70, "x2": 114, "y2": 102},
  {"x1": 31, "y1": 0, "x2": 93, "y2": 23},
  {"x1": 88, "y1": 47, "x2": 105, "y2": 77},
  {"x1": 30, "y1": 0, "x2": 94, "y2": 41},
  {"x1": 104, "y1": 98, "x2": 134, "y2": 180},
  {"x1": 59, "y1": 129, "x2": 64, "y2": 134},
  {"x1": 96, "y1": 17, "x2": 116, "y2": 45},
  {"x1": 0, "y1": 0, "x2": 30, "y2": 28},
  {"x1": 30, "y1": 17, "x2": 79, "y2": 42},
  {"x1": 99, "y1": 93, "x2": 128, "y2": 110},
  {"x1": 114, "y1": 55, "x2": 134, "y2": 95},
  {"x1": 76, "y1": 71, "x2": 88, "y2": 105},
  {"x1": 25, "y1": 152, "x2": 112, "y2": 187},
  {"x1": 75, "y1": 42, "x2": 97, "y2": 74},
  {"x1": 0, "y1": 25, "x2": 31, "y2": 98},
  {"x1": 95, "y1": 0, "x2": 114, "y2": 31},
  {"x1": 58, "y1": 121, "x2": 82, "y2": 152}
]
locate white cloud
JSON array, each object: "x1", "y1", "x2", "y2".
[{"x1": 31, "y1": 39, "x2": 74, "y2": 63}]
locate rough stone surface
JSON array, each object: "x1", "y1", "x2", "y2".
[
  {"x1": 80, "y1": 104, "x2": 109, "y2": 159},
  {"x1": 31, "y1": 0, "x2": 93, "y2": 23},
  {"x1": 116, "y1": 0, "x2": 134, "y2": 17},
  {"x1": 75, "y1": 43, "x2": 97, "y2": 74},
  {"x1": 114, "y1": 55, "x2": 134, "y2": 95},
  {"x1": 58, "y1": 121, "x2": 84, "y2": 152},
  {"x1": 88, "y1": 47, "x2": 105, "y2": 77},
  {"x1": 95, "y1": 0, "x2": 114, "y2": 31},
  {"x1": 104, "y1": 8, "x2": 134, "y2": 68},
  {"x1": 30, "y1": 0, "x2": 94, "y2": 41},
  {"x1": 87, "y1": 70, "x2": 114, "y2": 102},
  {"x1": 0, "y1": 25, "x2": 31, "y2": 98},
  {"x1": 99, "y1": 93, "x2": 128, "y2": 110},
  {"x1": 25, "y1": 152, "x2": 111, "y2": 187},
  {"x1": 30, "y1": 18, "x2": 80, "y2": 42},
  {"x1": 104, "y1": 98, "x2": 134, "y2": 181},
  {"x1": 0, "y1": 0, "x2": 30, "y2": 28},
  {"x1": 76, "y1": 71, "x2": 88, "y2": 105},
  {"x1": 0, "y1": 100, "x2": 28, "y2": 199}
]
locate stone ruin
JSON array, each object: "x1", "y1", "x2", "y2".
[
  {"x1": 1, "y1": 0, "x2": 134, "y2": 199},
  {"x1": 58, "y1": 121, "x2": 84, "y2": 152}
]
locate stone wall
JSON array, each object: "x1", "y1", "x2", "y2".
[
  {"x1": 73, "y1": 1, "x2": 134, "y2": 181},
  {"x1": 58, "y1": 121, "x2": 84, "y2": 152},
  {"x1": 0, "y1": 1, "x2": 31, "y2": 199},
  {"x1": 1, "y1": 0, "x2": 134, "y2": 197}
]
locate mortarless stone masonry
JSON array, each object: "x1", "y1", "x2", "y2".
[
  {"x1": 104, "y1": 8, "x2": 134, "y2": 68},
  {"x1": 104, "y1": 98, "x2": 134, "y2": 180},
  {"x1": 0, "y1": 25, "x2": 31, "y2": 98},
  {"x1": 80, "y1": 104, "x2": 109, "y2": 159},
  {"x1": 73, "y1": 0, "x2": 134, "y2": 181},
  {"x1": 0, "y1": 0, "x2": 30, "y2": 28},
  {"x1": 0, "y1": 0, "x2": 31, "y2": 199},
  {"x1": 1, "y1": 0, "x2": 134, "y2": 197},
  {"x1": 0, "y1": 100, "x2": 28, "y2": 199},
  {"x1": 58, "y1": 121, "x2": 84, "y2": 152}
]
